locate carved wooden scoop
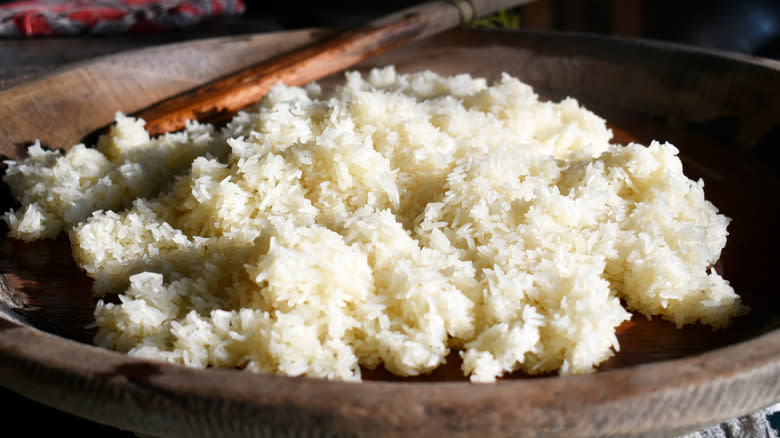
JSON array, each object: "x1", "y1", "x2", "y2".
[{"x1": 131, "y1": 0, "x2": 534, "y2": 137}]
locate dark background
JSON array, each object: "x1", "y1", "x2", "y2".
[{"x1": 244, "y1": 0, "x2": 780, "y2": 60}]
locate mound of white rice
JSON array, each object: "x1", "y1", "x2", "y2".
[{"x1": 2, "y1": 66, "x2": 745, "y2": 382}]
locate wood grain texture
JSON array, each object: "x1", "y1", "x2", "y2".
[
  {"x1": 0, "y1": 31, "x2": 320, "y2": 155},
  {"x1": 0, "y1": 28, "x2": 779, "y2": 438}
]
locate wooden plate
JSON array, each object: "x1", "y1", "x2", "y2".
[{"x1": 1, "y1": 28, "x2": 779, "y2": 438}]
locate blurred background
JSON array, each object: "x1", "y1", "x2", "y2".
[
  {"x1": 246, "y1": 0, "x2": 780, "y2": 60},
  {"x1": 0, "y1": 0, "x2": 779, "y2": 58}
]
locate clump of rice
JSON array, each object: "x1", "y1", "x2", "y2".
[
  {"x1": 2, "y1": 66, "x2": 745, "y2": 382},
  {"x1": 2, "y1": 113, "x2": 225, "y2": 241}
]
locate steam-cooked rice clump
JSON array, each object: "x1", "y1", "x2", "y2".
[{"x1": 2, "y1": 67, "x2": 744, "y2": 382}]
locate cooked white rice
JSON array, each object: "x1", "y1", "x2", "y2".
[{"x1": 2, "y1": 66, "x2": 745, "y2": 382}]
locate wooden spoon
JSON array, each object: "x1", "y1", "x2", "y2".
[{"x1": 130, "y1": 0, "x2": 535, "y2": 137}]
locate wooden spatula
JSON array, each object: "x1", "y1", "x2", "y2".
[{"x1": 132, "y1": 0, "x2": 534, "y2": 137}]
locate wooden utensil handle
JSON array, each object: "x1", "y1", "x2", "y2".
[{"x1": 137, "y1": 0, "x2": 533, "y2": 136}]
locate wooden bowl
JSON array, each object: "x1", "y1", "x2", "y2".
[{"x1": 1, "y1": 28, "x2": 779, "y2": 438}]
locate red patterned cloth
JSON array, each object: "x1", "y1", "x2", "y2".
[{"x1": 0, "y1": 0, "x2": 245, "y2": 36}]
